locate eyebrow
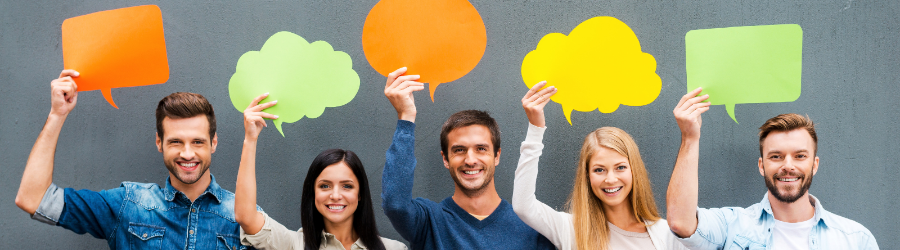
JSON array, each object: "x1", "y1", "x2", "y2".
[{"x1": 592, "y1": 161, "x2": 628, "y2": 167}]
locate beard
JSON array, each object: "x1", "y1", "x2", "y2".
[
  {"x1": 449, "y1": 164, "x2": 494, "y2": 197},
  {"x1": 764, "y1": 169, "x2": 813, "y2": 203},
  {"x1": 165, "y1": 160, "x2": 210, "y2": 185}
]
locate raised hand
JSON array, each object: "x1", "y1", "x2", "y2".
[
  {"x1": 50, "y1": 70, "x2": 80, "y2": 118},
  {"x1": 673, "y1": 87, "x2": 710, "y2": 141},
  {"x1": 521, "y1": 81, "x2": 557, "y2": 128},
  {"x1": 384, "y1": 67, "x2": 424, "y2": 122},
  {"x1": 243, "y1": 93, "x2": 278, "y2": 141}
]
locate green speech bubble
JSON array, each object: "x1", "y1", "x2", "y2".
[
  {"x1": 229, "y1": 31, "x2": 359, "y2": 136},
  {"x1": 686, "y1": 24, "x2": 802, "y2": 123}
]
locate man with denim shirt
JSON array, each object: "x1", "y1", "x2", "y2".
[
  {"x1": 15, "y1": 69, "x2": 253, "y2": 250},
  {"x1": 666, "y1": 89, "x2": 878, "y2": 250}
]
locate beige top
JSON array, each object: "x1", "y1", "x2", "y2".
[
  {"x1": 240, "y1": 212, "x2": 408, "y2": 250},
  {"x1": 608, "y1": 222, "x2": 657, "y2": 250},
  {"x1": 511, "y1": 124, "x2": 688, "y2": 250}
]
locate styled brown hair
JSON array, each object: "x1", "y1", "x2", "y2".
[
  {"x1": 758, "y1": 113, "x2": 817, "y2": 156},
  {"x1": 440, "y1": 110, "x2": 501, "y2": 159},
  {"x1": 155, "y1": 92, "x2": 216, "y2": 140},
  {"x1": 568, "y1": 127, "x2": 660, "y2": 250}
]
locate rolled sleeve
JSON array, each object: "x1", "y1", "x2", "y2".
[
  {"x1": 675, "y1": 208, "x2": 729, "y2": 250},
  {"x1": 240, "y1": 211, "x2": 301, "y2": 249},
  {"x1": 31, "y1": 183, "x2": 64, "y2": 225}
]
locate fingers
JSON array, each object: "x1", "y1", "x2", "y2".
[
  {"x1": 684, "y1": 102, "x2": 711, "y2": 115},
  {"x1": 676, "y1": 87, "x2": 704, "y2": 110},
  {"x1": 389, "y1": 75, "x2": 421, "y2": 90},
  {"x1": 385, "y1": 67, "x2": 408, "y2": 88},
  {"x1": 676, "y1": 94, "x2": 709, "y2": 113},
  {"x1": 523, "y1": 81, "x2": 547, "y2": 100},
  {"x1": 523, "y1": 83, "x2": 557, "y2": 106},
  {"x1": 535, "y1": 87, "x2": 557, "y2": 105},
  {"x1": 58, "y1": 69, "x2": 80, "y2": 78},
  {"x1": 396, "y1": 81, "x2": 424, "y2": 92},
  {"x1": 247, "y1": 93, "x2": 270, "y2": 109}
]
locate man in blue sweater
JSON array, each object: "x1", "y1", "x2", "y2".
[{"x1": 380, "y1": 67, "x2": 555, "y2": 250}]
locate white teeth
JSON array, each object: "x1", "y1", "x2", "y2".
[
  {"x1": 464, "y1": 170, "x2": 480, "y2": 175},
  {"x1": 180, "y1": 163, "x2": 197, "y2": 167},
  {"x1": 603, "y1": 187, "x2": 622, "y2": 193},
  {"x1": 327, "y1": 205, "x2": 345, "y2": 210},
  {"x1": 779, "y1": 177, "x2": 799, "y2": 182}
]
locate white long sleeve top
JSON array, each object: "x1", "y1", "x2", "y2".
[{"x1": 511, "y1": 124, "x2": 687, "y2": 250}]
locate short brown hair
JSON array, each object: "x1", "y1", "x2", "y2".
[
  {"x1": 758, "y1": 113, "x2": 817, "y2": 156},
  {"x1": 440, "y1": 110, "x2": 501, "y2": 159},
  {"x1": 156, "y1": 92, "x2": 216, "y2": 140}
]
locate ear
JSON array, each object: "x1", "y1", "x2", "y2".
[
  {"x1": 210, "y1": 133, "x2": 218, "y2": 154},
  {"x1": 812, "y1": 156, "x2": 819, "y2": 176},
  {"x1": 441, "y1": 151, "x2": 450, "y2": 170},
  {"x1": 758, "y1": 157, "x2": 765, "y2": 177},
  {"x1": 493, "y1": 147, "x2": 502, "y2": 167},
  {"x1": 156, "y1": 132, "x2": 163, "y2": 153}
]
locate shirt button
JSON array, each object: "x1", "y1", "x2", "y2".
[
  {"x1": 189, "y1": 230, "x2": 194, "y2": 234},
  {"x1": 142, "y1": 233, "x2": 147, "y2": 238},
  {"x1": 191, "y1": 208, "x2": 196, "y2": 213}
]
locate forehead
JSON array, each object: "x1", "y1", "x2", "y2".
[
  {"x1": 762, "y1": 129, "x2": 815, "y2": 153},
  {"x1": 590, "y1": 146, "x2": 628, "y2": 165},
  {"x1": 161, "y1": 115, "x2": 210, "y2": 140},
  {"x1": 317, "y1": 162, "x2": 358, "y2": 182},
  {"x1": 447, "y1": 125, "x2": 493, "y2": 147}
]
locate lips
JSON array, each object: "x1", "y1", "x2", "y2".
[
  {"x1": 461, "y1": 169, "x2": 482, "y2": 177},
  {"x1": 603, "y1": 186, "x2": 623, "y2": 194},
  {"x1": 325, "y1": 204, "x2": 346, "y2": 212},
  {"x1": 778, "y1": 177, "x2": 800, "y2": 182},
  {"x1": 178, "y1": 162, "x2": 198, "y2": 171}
]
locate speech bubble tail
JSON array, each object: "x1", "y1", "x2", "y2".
[
  {"x1": 563, "y1": 106, "x2": 574, "y2": 126},
  {"x1": 428, "y1": 83, "x2": 438, "y2": 102},
  {"x1": 275, "y1": 120, "x2": 285, "y2": 137},
  {"x1": 101, "y1": 89, "x2": 118, "y2": 109},
  {"x1": 726, "y1": 104, "x2": 738, "y2": 124}
]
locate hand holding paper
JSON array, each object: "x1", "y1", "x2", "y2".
[
  {"x1": 521, "y1": 81, "x2": 557, "y2": 128},
  {"x1": 243, "y1": 93, "x2": 279, "y2": 141},
  {"x1": 49, "y1": 70, "x2": 81, "y2": 118}
]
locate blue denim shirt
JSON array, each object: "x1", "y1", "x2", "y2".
[
  {"x1": 677, "y1": 194, "x2": 878, "y2": 250},
  {"x1": 32, "y1": 174, "x2": 255, "y2": 250}
]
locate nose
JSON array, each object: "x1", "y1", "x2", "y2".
[
  {"x1": 784, "y1": 157, "x2": 796, "y2": 171},
  {"x1": 180, "y1": 145, "x2": 195, "y2": 160},
  {"x1": 604, "y1": 171, "x2": 618, "y2": 184},
  {"x1": 464, "y1": 150, "x2": 479, "y2": 166},
  {"x1": 329, "y1": 188, "x2": 343, "y2": 201}
]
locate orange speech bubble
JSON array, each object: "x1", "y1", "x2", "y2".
[
  {"x1": 362, "y1": 0, "x2": 486, "y2": 101},
  {"x1": 62, "y1": 5, "x2": 169, "y2": 109}
]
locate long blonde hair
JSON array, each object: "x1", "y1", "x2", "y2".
[{"x1": 568, "y1": 127, "x2": 660, "y2": 250}]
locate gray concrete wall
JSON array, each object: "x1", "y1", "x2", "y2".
[{"x1": 1, "y1": 1, "x2": 895, "y2": 248}]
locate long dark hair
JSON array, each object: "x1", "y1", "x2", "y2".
[{"x1": 300, "y1": 149, "x2": 386, "y2": 250}]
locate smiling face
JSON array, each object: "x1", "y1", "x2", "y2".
[
  {"x1": 156, "y1": 115, "x2": 216, "y2": 186},
  {"x1": 314, "y1": 161, "x2": 360, "y2": 227},
  {"x1": 442, "y1": 124, "x2": 500, "y2": 197},
  {"x1": 759, "y1": 128, "x2": 819, "y2": 204},
  {"x1": 588, "y1": 146, "x2": 633, "y2": 210}
]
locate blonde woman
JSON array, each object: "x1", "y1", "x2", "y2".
[{"x1": 512, "y1": 82, "x2": 686, "y2": 250}]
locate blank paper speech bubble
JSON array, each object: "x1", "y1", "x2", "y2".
[
  {"x1": 522, "y1": 16, "x2": 660, "y2": 125},
  {"x1": 229, "y1": 31, "x2": 360, "y2": 137},
  {"x1": 362, "y1": 0, "x2": 486, "y2": 101},
  {"x1": 62, "y1": 5, "x2": 169, "y2": 109},
  {"x1": 686, "y1": 24, "x2": 803, "y2": 123}
]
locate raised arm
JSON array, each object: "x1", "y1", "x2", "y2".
[
  {"x1": 381, "y1": 67, "x2": 429, "y2": 239},
  {"x1": 15, "y1": 70, "x2": 80, "y2": 214},
  {"x1": 512, "y1": 82, "x2": 575, "y2": 249},
  {"x1": 666, "y1": 88, "x2": 710, "y2": 238},
  {"x1": 234, "y1": 93, "x2": 278, "y2": 235}
]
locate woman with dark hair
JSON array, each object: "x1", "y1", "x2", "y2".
[{"x1": 234, "y1": 94, "x2": 406, "y2": 250}]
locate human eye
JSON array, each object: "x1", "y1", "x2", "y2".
[
  {"x1": 342, "y1": 184, "x2": 354, "y2": 189},
  {"x1": 453, "y1": 148, "x2": 465, "y2": 153},
  {"x1": 769, "y1": 155, "x2": 782, "y2": 160},
  {"x1": 318, "y1": 184, "x2": 330, "y2": 189},
  {"x1": 796, "y1": 154, "x2": 808, "y2": 159},
  {"x1": 616, "y1": 165, "x2": 627, "y2": 171},
  {"x1": 592, "y1": 167, "x2": 605, "y2": 173}
]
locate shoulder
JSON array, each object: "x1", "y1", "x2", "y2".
[
  {"x1": 116, "y1": 181, "x2": 165, "y2": 203},
  {"x1": 379, "y1": 237, "x2": 408, "y2": 250},
  {"x1": 820, "y1": 209, "x2": 875, "y2": 236}
]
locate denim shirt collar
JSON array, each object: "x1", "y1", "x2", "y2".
[
  {"x1": 756, "y1": 193, "x2": 832, "y2": 229},
  {"x1": 163, "y1": 174, "x2": 225, "y2": 203}
]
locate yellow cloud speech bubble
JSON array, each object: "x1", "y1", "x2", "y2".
[{"x1": 522, "y1": 16, "x2": 660, "y2": 125}]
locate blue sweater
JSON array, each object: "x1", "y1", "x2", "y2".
[{"x1": 382, "y1": 120, "x2": 556, "y2": 250}]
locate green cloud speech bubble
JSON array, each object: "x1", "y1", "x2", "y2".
[
  {"x1": 229, "y1": 31, "x2": 359, "y2": 136},
  {"x1": 686, "y1": 24, "x2": 803, "y2": 123}
]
